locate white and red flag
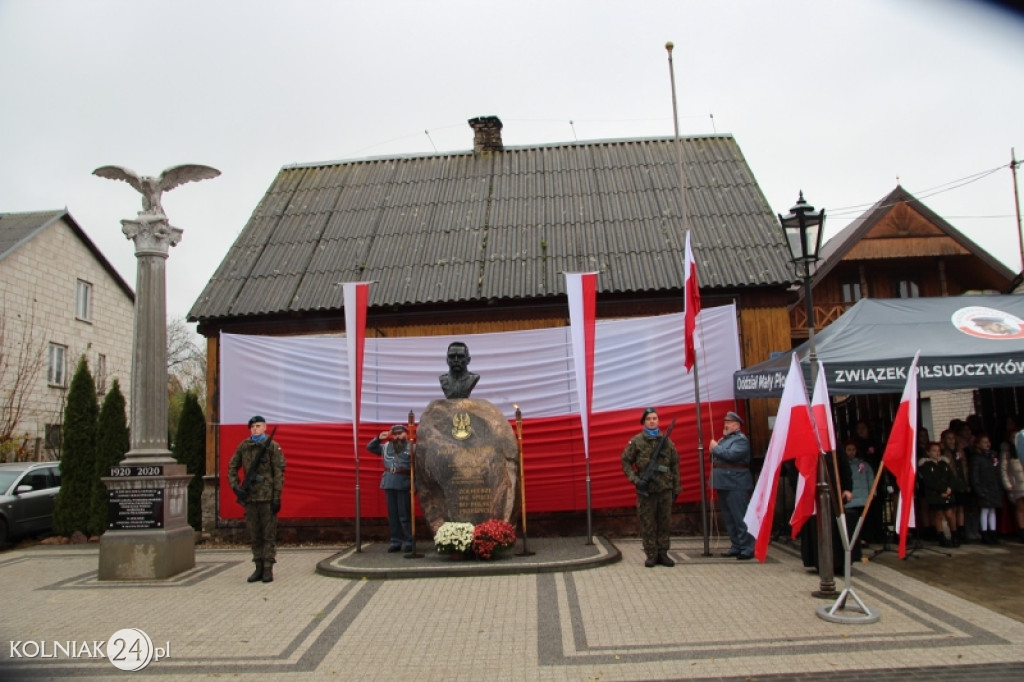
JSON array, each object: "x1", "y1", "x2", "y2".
[
  {"x1": 790, "y1": 361, "x2": 834, "y2": 537},
  {"x1": 343, "y1": 282, "x2": 370, "y2": 477},
  {"x1": 565, "y1": 272, "x2": 598, "y2": 461},
  {"x1": 881, "y1": 351, "x2": 921, "y2": 558},
  {"x1": 743, "y1": 353, "x2": 819, "y2": 561},
  {"x1": 683, "y1": 231, "x2": 701, "y2": 372}
]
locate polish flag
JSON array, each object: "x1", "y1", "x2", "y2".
[
  {"x1": 343, "y1": 281, "x2": 370, "y2": 492},
  {"x1": 566, "y1": 272, "x2": 598, "y2": 461},
  {"x1": 683, "y1": 231, "x2": 701, "y2": 372},
  {"x1": 881, "y1": 351, "x2": 921, "y2": 559},
  {"x1": 743, "y1": 353, "x2": 820, "y2": 561},
  {"x1": 790, "y1": 362, "x2": 833, "y2": 537}
]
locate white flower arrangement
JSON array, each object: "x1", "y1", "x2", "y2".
[{"x1": 434, "y1": 521, "x2": 475, "y2": 553}]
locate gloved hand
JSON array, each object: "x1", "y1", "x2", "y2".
[
  {"x1": 232, "y1": 485, "x2": 246, "y2": 499},
  {"x1": 635, "y1": 479, "x2": 649, "y2": 493},
  {"x1": 271, "y1": 499, "x2": 281, "y2": 515}
]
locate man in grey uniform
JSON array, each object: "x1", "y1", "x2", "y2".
[{"x1": 710, "y1": 411, "x2": 754, "y2": 560}]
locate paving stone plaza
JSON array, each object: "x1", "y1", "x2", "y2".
[{"x1": 1, "y1": 536, "x2": 1023, "y2": 680}]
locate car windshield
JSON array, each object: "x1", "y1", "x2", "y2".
[{"x1": 0, "y1": 469, "x2": 25, "y2": 493}]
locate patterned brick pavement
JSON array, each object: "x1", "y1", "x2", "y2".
[{"x1": 1, "y1": 538, "x2": 1023, "y2": 680}]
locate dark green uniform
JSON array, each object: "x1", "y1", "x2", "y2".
[
  {"x1": 229, "y1": 437, "x2": 286, "y2": 566},
  {"x1": 622, "y1": 431, "x2": 681, "y2": 561}
]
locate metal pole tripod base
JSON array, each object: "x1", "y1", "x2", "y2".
[{"x1": 816, "y1": 587, "x2": 881, "y2": 624}]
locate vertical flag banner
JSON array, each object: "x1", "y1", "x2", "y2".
[
  {"x1": 565, "y1": 272, "x2": 598, "y2": 460},
  {"x1": 744, "y1": 353, "x2": 819, "y2": 561},
  {"x1": 882, "y1": 351, "x2": 921, "y2": 559},
  {"x1": 343, "y1": 282, "x2": 370, "y2": 472},
  {"x1": 683, "y1": 231, "x2": 701, "y2": 372}
]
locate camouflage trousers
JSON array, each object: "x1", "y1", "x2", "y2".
[
  {"x1": 637, "y1": 489, "x2": 674, "y2": 558},
  {"x1": 244, "y1": 501, "x2": 279, "y2": 564}
]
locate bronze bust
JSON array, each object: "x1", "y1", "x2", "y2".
[{"x1": 439, "y1": 341, "x2": 480, "y2": 399}]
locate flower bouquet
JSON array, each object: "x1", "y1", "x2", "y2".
[
  {"x1": 434, "y1": 522, "x2": 475, "y2": 555},
  {"x1": 471, "y1": 519, "x2": 517, "y2": 560}
]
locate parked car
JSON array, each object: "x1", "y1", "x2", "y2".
[{"x1": 0, "y1": 462, "x2": 61, "y2": 547}]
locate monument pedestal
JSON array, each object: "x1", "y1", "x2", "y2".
[{"x1": 98, "y1": 462, "x2": 195, "y2": 580}]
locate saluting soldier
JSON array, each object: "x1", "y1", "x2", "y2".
[
  {"x1": 367, "y1": 424, "x2": 414, "y2": 552},
  {"x1": 621, "y1": 407, "x2": 681, "y2": 567},
  {"x1": 228, "y1": 415, "x2": 286, "y2": 583}
]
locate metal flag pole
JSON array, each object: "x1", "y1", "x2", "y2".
[
  {"x1": 514, "y1": 404, "x2": 535, "y2": 556},
  {"x1": 667, "y1": 41, "x2": 710, "y2": 556},
  {"x1": 405, "y1": 410, "x2": 423, "y2": 559}
]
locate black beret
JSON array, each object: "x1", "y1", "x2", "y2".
[{"x1": 248, "y1": 415, "x2": 266, "y2": 427}]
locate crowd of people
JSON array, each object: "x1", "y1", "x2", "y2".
[
  {"x1": 840, "y1": 414, "x2": 1024, "y2": 552},
  {"x1": 912, "y1": 415, "x2": 1024, "y2": 547}
]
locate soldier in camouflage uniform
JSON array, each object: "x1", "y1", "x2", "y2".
[
  {"x1": 229, "y1": 415, "x2": 286, "y2": 583},
  {"x1": 621, "y1": 407, "x2": 681, "y2": 567}
]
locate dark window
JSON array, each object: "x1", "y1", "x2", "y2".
[{"x1": 44, "y1": 424, "x2": 62, "y2": 450}]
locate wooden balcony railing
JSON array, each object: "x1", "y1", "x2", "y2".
[{"x1": 790, "y1": 302, "x2": 853, "y2": 338}]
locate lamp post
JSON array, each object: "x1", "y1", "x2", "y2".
[{"x1": 778, "y1": 191, "x2": 837, "y2": 598}]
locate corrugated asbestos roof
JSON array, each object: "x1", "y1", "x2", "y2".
[{"x1": 189, "y1": 134, "x2": 794, "y2": 322}]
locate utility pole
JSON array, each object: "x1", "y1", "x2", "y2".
[{"x1": 1012, "y1": 148, "x2": 1023, "y2": 273}]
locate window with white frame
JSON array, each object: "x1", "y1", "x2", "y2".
[
  {"x1": 47, "y1": 344, "x2": 67, "y2": 387},
  {"x1": 96, "y1": 354, "x2": 107, "y2": 394},
  {"x1": 75, "y1": 279, "x2": 92, "y2": 321}
]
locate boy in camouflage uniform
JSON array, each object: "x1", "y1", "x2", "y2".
[
  {"x1": 621, "y1": 408, "x2": 681, "y2": 567},
  {"x1": 229, "y1": 416, "x2": 286, "y2": 582}
]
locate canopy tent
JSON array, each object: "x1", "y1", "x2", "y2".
[{"x1": 734, "y1": 295, "x2": 1024, "y2": 398}]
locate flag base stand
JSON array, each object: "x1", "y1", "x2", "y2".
[
  {"x1": 816, "y1": 540, "x2": 880, "y2": 624},
  {"x1": 816, "y1": 587, "x2": 880, "y2": 624},
  {"x1": 404, "y1": 540, "x2": 424, "y2": 560},
  {"x1": 515, "y1": 534, "x2": 536, "y2": 557}
]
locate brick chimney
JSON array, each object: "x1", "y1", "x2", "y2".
[{"x1": 468, "y1": 116, "x2": 504, "y2": 153}]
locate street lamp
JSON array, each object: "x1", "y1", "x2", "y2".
[{"x1": 778, "y1": 191, "x2": 837, "y2": 598}]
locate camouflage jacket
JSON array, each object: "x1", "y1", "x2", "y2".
[
  {"x1": 621, "y1": 431, "x2": 681, "y2": 495},
  {"x1": 228, "y1": 437, "x2": 286, "y2": 503}
]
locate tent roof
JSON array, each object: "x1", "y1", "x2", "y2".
[{"x1": 734, "y1": 295, "x2": 1024, "y2": 397}]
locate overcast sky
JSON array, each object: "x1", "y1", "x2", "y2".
[{"x1": 2, "y1": 0, "x2": 1023, "y2": 321}]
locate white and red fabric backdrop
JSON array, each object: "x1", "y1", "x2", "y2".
[{"x1": 219, "y1": 305, "x2": 741, "y2": 519}]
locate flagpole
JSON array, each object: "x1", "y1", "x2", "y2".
[{"x1": 667, "y1": 41, "x2": 709, "y2": 556}]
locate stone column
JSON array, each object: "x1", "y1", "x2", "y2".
[{"x1": 99, "y1": 213, "x2": 195, "y2": 580}]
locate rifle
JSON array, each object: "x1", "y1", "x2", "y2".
[
  {"x1": 636, "y1": 417, "x2": 677, "y2": 497},
  {"x1": 234, "y1": 426, "x2": 279, "y2": 506}
]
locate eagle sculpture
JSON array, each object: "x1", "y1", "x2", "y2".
[{"x1": 93, "y1": 164, "x2": 221, "y2": 215}]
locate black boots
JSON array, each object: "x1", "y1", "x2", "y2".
[
  {"x1": 644, "y1": 555, "x2": 657, "y2": 568},
  {"x1": 657, "y1": 552, "x2": 675, "y2": 567},
  {"x1": 247, "y1": 560, "x2": 274, "y2": 582},
  {"x1": 247, "y1": 560, "x2": 263, "y2": 583}
]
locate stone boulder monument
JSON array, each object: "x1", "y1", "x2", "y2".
[{"x1": 415, "y1": 343, "x2": 520, "y2": 532}]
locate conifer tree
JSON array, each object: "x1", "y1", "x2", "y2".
[
  {"x1": 53, "y1": 355, "x2": 98, "y2": 536},
  {"x1": 90, "y1": 379, "x2": 129, "y2": 536},
  {"x1": 174, "y1": 391, "x2": 206, "y2": 530}
]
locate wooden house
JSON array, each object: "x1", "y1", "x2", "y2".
[
  {"x1": 782, "y1": 185, "x2": 1018, "y2": 444},
  {"x1": 189, "y1": 117, "x2": 800, "y2": 528}
]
